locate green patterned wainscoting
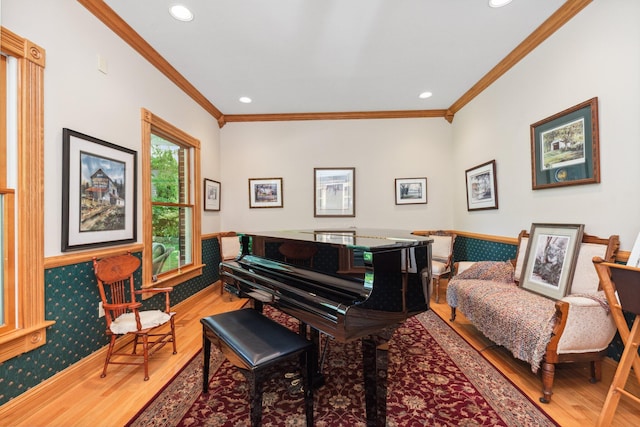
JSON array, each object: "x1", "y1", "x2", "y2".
[
  {"x1": 0, "y1": 237, "x2": 221, "y2": 406},
  {"x1": 452, "y1": 234, "x2": 517, "y2": 264}
]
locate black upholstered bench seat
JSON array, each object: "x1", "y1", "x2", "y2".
[{"x1": 201, "y1": 308, "x2": 314, "y2": 427}]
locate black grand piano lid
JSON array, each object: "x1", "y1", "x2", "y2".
[{"x1": 238, "y1": 228, "x2": 432, "y2": 250}]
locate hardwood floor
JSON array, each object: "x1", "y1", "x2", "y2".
[{"x1": 1, "y1": 283, "x2": 638, "y2": 427}]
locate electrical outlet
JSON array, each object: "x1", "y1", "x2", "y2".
[{"x1": 98, "y1": 301, "x2": 105, "y2": 318}]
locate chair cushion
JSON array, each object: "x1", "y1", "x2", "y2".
[
  {"x1": 221, "y1": 236, "x2": 241, "y2": 260},
  {"x1": 569, "y1": 243, "x2": 608, "y2": 294},
  {"x1": 513, "y1": 237, "x2": 529, "y2": 282},
  {"x1": 110, "y1": 310, "x2": 172, "y2": 334},
  {"x1": 432, "y1": 260, "x2": 450, "y2": 276},
  {"x1": 430, "y1": 235, "x2": 453, "y2": 260},
  {"x1": 455, "y1": 261, "x2": 514, "y2": 283}
]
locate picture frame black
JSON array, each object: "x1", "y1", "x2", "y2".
[
  {"x1": 465, "y1": 160, "x2": 498, "y2": 211},
  {"x1": 203, "y1": 178, "x2": 221, "y2": 211},
  {"x1": 248, "y1": 177, "x2": 283, "y2": 208},
  {"x1": 395, "y1": 177, "x2": 427, "y2": 205},
  {"x1": 519, "y1": 223, "x2": 584, "y2": 300},
  {"x1": 314, "y1": 167, "x2": 355, "y2": 217},
  {"x1": 62, "y1": 128, "x2": 137, "y2": 251},
  {"x1": 530, "y1": 97, "x2": 600, "y2": 190}
]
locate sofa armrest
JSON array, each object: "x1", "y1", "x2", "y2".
[
  {"x1": 453, "y1": 261, "x2": 476, "y2": 276},
  {"x1": 548, "y1": 296, "x2": 616, "y2": 356}
]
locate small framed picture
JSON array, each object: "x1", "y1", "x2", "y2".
[
  {"x1": 203, "y1": 178, "x2": 220, "y2": 211},
  {"x1": 248, "y1": 177, "x2": 283, "y2": 208},
  {"x1": 314, "y1": 168, "x2": 355, "y2": 217},
  {"x1": 465, "y1": 160, "x2": 498, "y2": 211},
  {"x1": 530, "y1": 97, "x2": 600, "y2": 190},
  {"x1": 520, "y1": 223, "x2": 584, "y2": 300},
  {"x1": 395, "y1": 177, "x2": 427, "y2": 205}
]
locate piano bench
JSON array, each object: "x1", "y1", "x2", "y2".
[{"x1": 201, "y1": 308, "x2": 314, "y2": 427}]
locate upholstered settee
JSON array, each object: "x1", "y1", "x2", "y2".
[{"x1": 446, "y1": 231, "x2": 620, "y2": 403}]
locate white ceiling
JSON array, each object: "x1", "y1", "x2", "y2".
[{"x1": 103, "y1": 0, "x2": 567, "y2": 116}]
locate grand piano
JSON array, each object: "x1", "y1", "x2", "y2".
[{"x1": 219, "y1": 228, "x2": 432, "y2": 426}]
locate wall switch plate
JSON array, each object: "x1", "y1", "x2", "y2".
[
  {"x1": 97, "y1": 54, "x2": 108, "y2": 74},
  {"x1": 98, "y1": 301, "x2": 105, "y2": 318}
]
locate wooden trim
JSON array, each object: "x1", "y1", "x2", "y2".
[
  {"x1": 421, "y1": 229, "x2": 629, "y2": 263},
  {"x1": 77, "y1": 0, "x2": 223, "y2": 123},
  {"x1": 0, "y1": 26, "x2": 50, "y2": 363},
  {"x1": 44, "y1": 243, "x2": 145, "y2": 269},
  {"x1": 78, "y1": 0, "x2": 588, "y2": 126},
  {"x1": 445, "y1": 0, "x2": 592, "y2": 122},
  {"x1": 415, "y1": 229, "x2": 517, "y2": 245},
  {"x1": 452, "y1": 230, "x2": 518, "y2": 246},
  {"x1": 0, "y1": 56, "x2": 6, "y2": 188},
  {"x1": 0, "y1": 285, "x2": 213, "y2": 422},
  {"x1": 141, "y1": 108, "x2": 202, "y2": 288},
  {"x1": 202, "y1": 232, "x2": 235, "y2": 241},
  {"x1": 615, "y1": 250, "x2": 630, "y2": 264},
  {"x1": 224, "y1": 109, "x2": 448, "y2": 124},
  {"x1": 0, "y1": 190, "x2": 15, "y2": 335}
]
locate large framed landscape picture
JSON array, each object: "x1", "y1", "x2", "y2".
[{"x1": 62, "y1": 128, "x2": 137, "y2": 251}]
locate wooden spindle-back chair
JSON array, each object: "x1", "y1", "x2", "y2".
[{"x1": 93, "y1": 253, "x2": 177, "y2": 380}]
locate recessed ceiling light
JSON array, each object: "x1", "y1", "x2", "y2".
[
  {"x1": 488, "y1": 0, "x2": 513, "y2": 7},
  {"x1": 169, "y1": 5, "x2": 194, "y2": 22},
  {"x1": 239, "y1": 96, "x2": 252, "y2": 104},
  {"x1": 418, "y1": 91, "x2": 433, "y2": 99}
]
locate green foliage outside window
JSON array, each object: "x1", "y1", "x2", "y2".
[{"x1": 151, "y1": 137, "x2": 182, "y2": 274}]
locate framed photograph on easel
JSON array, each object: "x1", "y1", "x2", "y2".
[{"x1": 519, "y1": 223, "x2": 584, "y2": 300}]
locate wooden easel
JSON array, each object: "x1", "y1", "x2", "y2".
[{"x1": 593, "y1": 258, "x2": 640, "y2": 427}]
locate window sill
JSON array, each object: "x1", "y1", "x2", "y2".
[
  {"x1": 143, "y1": 263, "x2": 204, "y2": 290},
  {"x1": 0, "y1": 321, "x2": 56, "y2": 363}
]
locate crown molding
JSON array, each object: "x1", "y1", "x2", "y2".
[{"x1": 79, "y1": 0, "x2": 591, "y2": 127}]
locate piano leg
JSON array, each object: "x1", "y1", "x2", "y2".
[
  {"x1": 307, "y1": 326, "x2": 326, "y2": 388},
  {"x1": 362, "y1": 336, "x2": 390, "y2": 427}
]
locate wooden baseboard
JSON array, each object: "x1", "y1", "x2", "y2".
[{"x1": 0, "y1": 283, "x2": 219, "y2": 420}]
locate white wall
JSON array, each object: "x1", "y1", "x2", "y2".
[
  {"x1": 220, "y1": 118, "x2": 453, "y2": 232},
  {"x1": 4, "y1": 0, "x2": 638, "y2": 254},
  {"x1": 2, "y1": 0, "x2": 222, "y2": 256},
  {"x1": 219, "y1": 0, "x2": 640, "y2": 250},
  {"x1": 452, "y1": 0, "x2": 640, "y2": 249}
]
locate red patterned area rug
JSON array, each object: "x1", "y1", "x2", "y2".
[{"x1": 127, "y1": 308, "x2": 558, "y2": 427}]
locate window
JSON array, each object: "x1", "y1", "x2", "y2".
[
  {"x1": 0, "y1": 27, "x2": 53, "y2": 363},
  {"x1": 141, "y1": 109, "x2": 202, "y2": 288}
]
